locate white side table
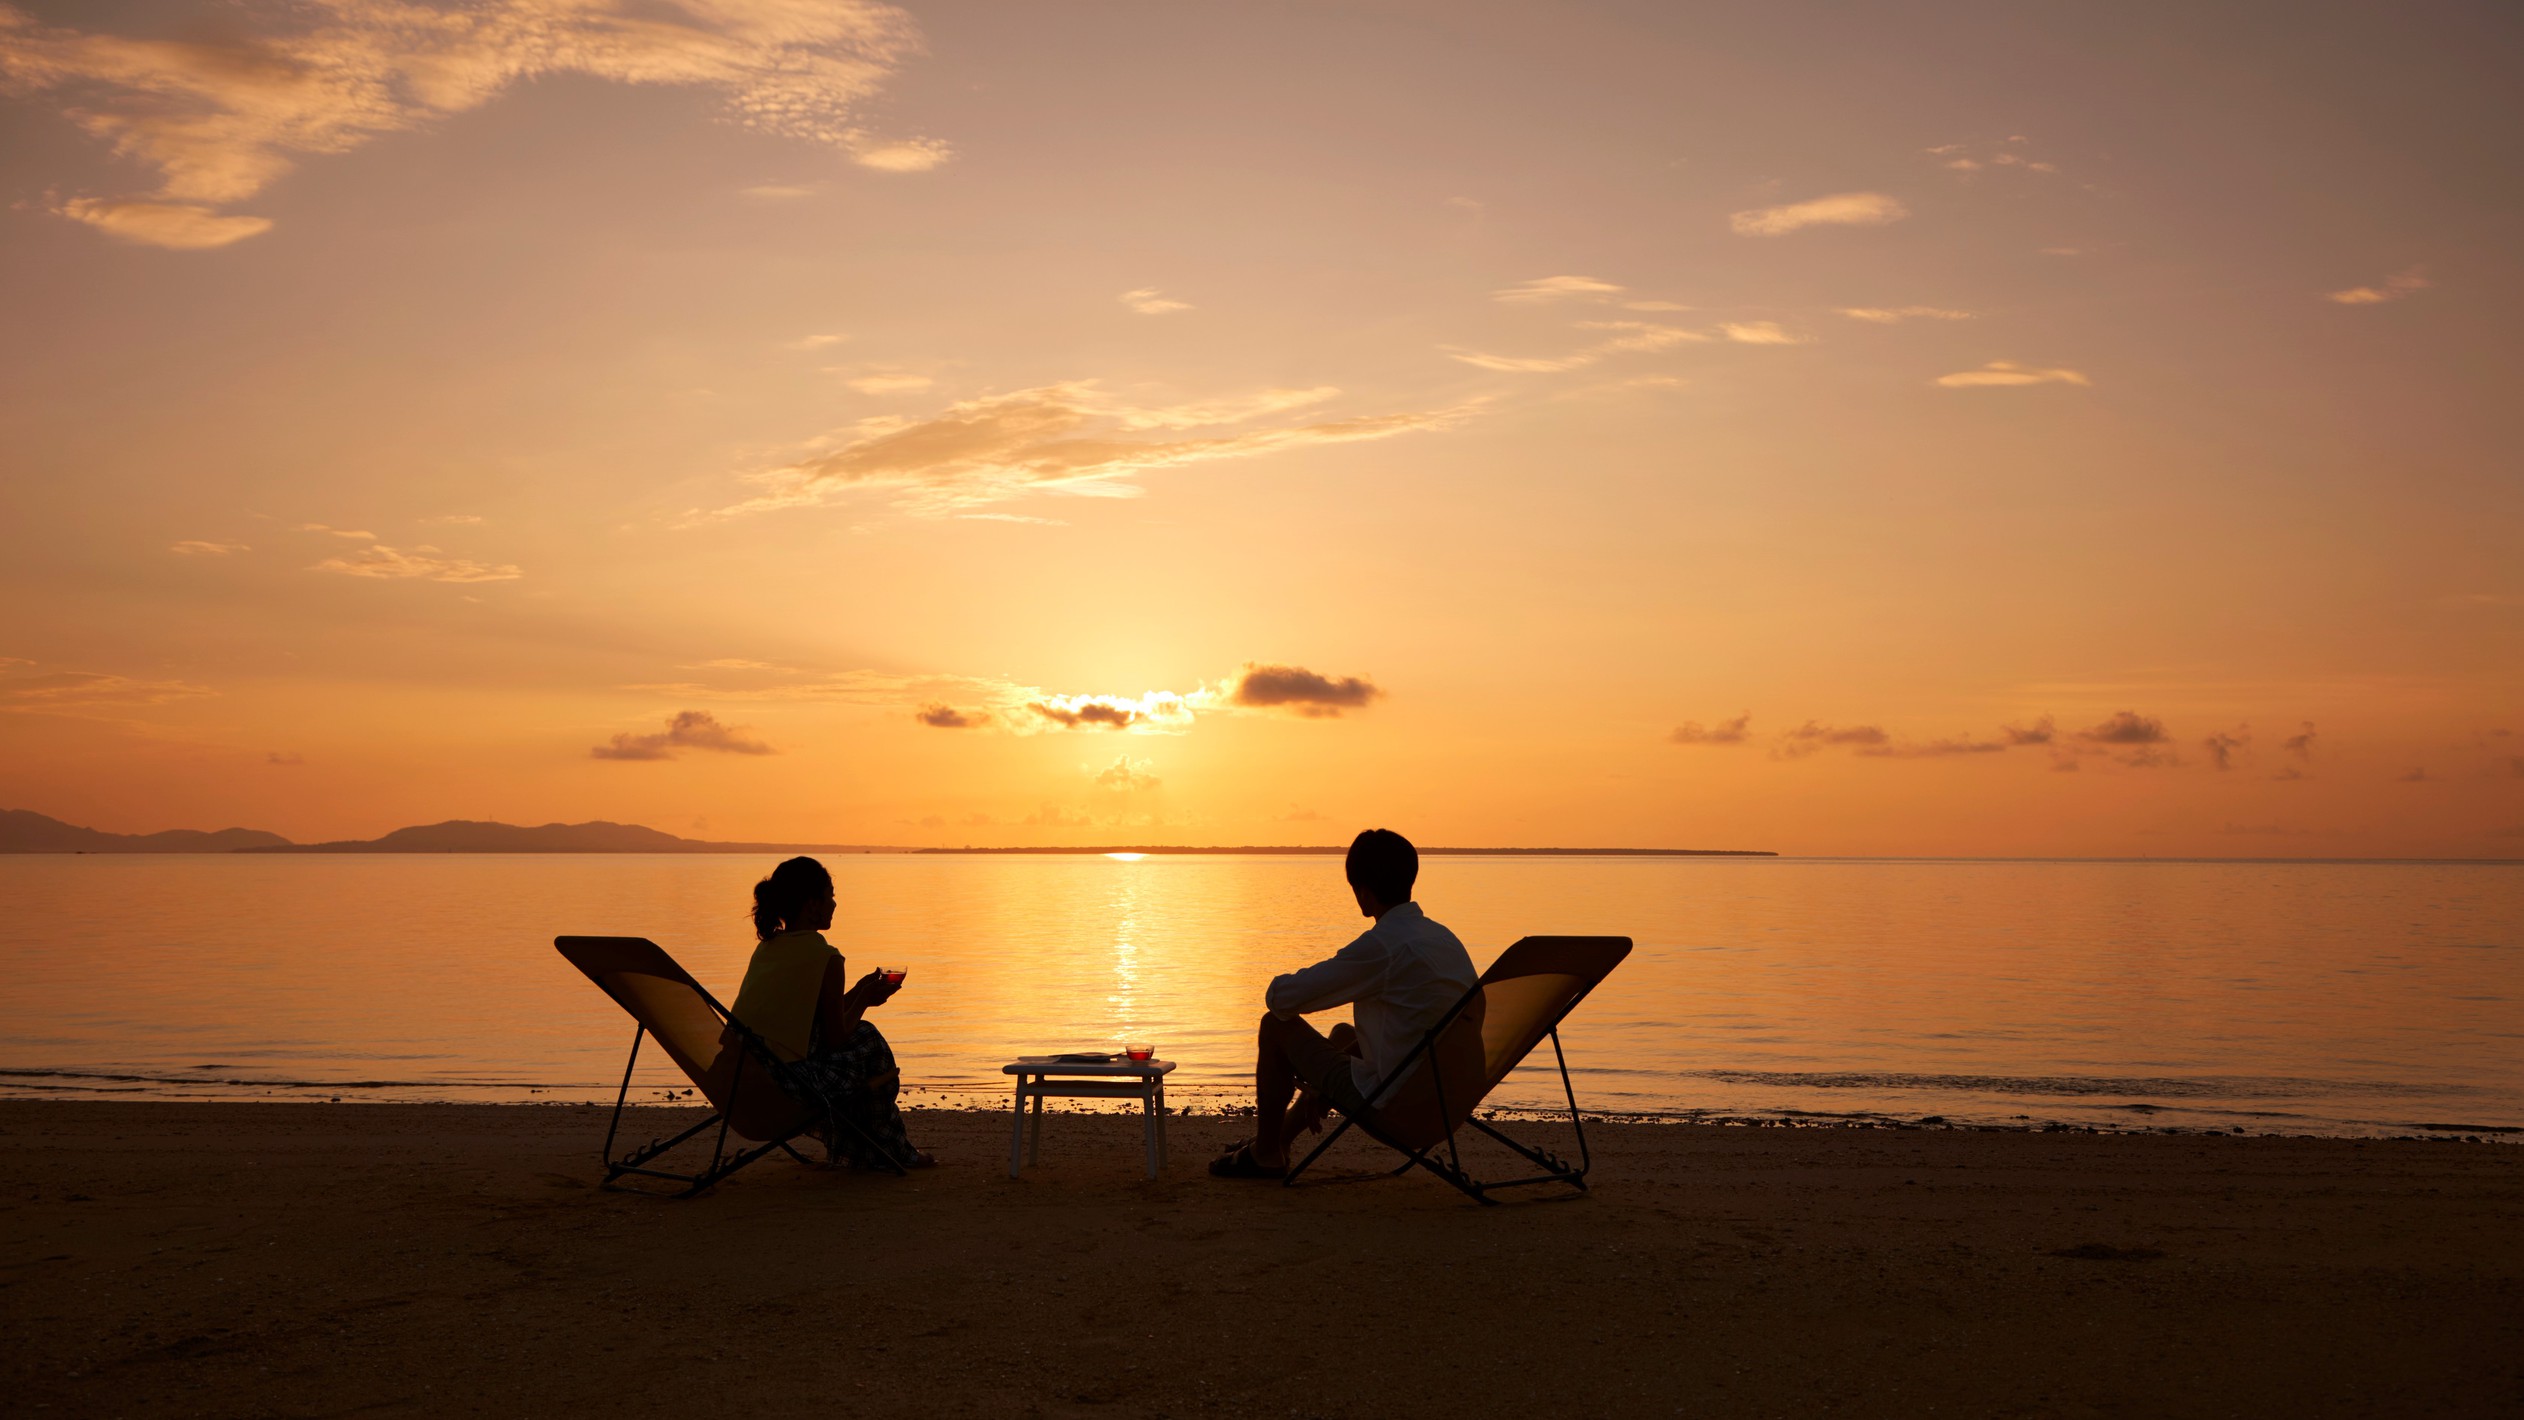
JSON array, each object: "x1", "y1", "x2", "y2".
[{"x1": 1002, "y1": 1057, "x2": 1174, "y2": 1179}]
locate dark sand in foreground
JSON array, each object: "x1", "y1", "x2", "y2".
[{"x1": 5, "y1": 1102, "x2": 2520, "y2": 1417}]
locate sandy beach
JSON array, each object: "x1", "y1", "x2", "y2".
[{"x1": 4, "y1": 1102, "x2": 2519, "y2": 1418}]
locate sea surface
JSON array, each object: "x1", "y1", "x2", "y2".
[{"x1": 1, "y1": 854, "x2": 2517, "y2": 1137}]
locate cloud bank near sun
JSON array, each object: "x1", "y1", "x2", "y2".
[
  {"x1": 633, "y1": 659, "x2": 1382, "y2": 740},
  {"x1": 0, "y1": 0, "x2": 945, "y2": 247}
]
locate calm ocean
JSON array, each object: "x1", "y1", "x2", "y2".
[{"x1": 2, "y1": 854, "x2": 2517, "y2": 1137}]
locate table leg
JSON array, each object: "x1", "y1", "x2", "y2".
[
  {"x1": 1141, "y1": 1086, "x2": 1156, "y2": 1179},
  {"x1": 1028, "y1": 1091, "x2": 1045, "y2": 1166},
  {"x1": 1008, "y1": 1079, "x2": 1028, "y2": 1178},
  {"x1": 1155, "y1": 1081, "x2": 1168, "y2": 1169}
]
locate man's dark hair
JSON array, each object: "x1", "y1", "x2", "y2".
[{"x1": 1344, "y1": 828, "x2": 1418, "y2": 906}]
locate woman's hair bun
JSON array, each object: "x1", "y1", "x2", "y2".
[{"x1": 749, "y1": 856, "x2": 833, "y2": 940}]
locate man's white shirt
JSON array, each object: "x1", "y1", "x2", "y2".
[{"x1": 1265, "y1": 901, "x2": 1478, "y2": 1098}]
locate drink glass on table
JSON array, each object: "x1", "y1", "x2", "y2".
[{"x1": 1123, "y1": 1042, "x2": 1154, "y2": 1064}]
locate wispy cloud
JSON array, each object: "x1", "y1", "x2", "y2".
[
  {"x1": 51, "y1": 198, "x2": 271, "y2": 249},
  {"x1": 914, "y1": 703, "x2": 990, "y2": 729},
  {"x1": 1446, "y1": 321, "x2": 1705, "y2": 374},
  {"x1": 740, "y1": 182, "x2": 817, "y2": 200},
  {"x1": 1721, "y1": 321, "x2": 1806, "y2": 345},
  {"x1": 2202, "y1": 725, "x2": 2250, "y2": 770},
  {"x1": 1120, "y1": 288, "x2": 1192, "y2": 315},
  {"x1": 0, "y1": 664, "x2": 211, "y2": 715},
  {"x1": 0, "y1": 0, "x2": 944, "y2": 247},
  {"x1": 169, "y1": 539, "x2": 248, "y2": 556},
  {"x1": 1856, "y1": 736, "x2": 2008, "y2": 758},
  {"x1": 592, "y1": 709, "x2": 774, "y2": 761},
  {"x1": 1026, "y1": 693, "x2": 1197, "y2": 733},
  {"x1": 710, "y1": 382, "x2": 1469, "y2": 516},
  {"x1": 846, "y1": 373, "x2": 934, "y2": 395},
  {"x1": 787, "y1": 334, "x2": 849, "y2": 351},
  {"x1": 1092, "y1": 756, "x2": 1160, "y2": 792},
  {"x1": 310, "y1": 544, "x2": 521, "y2": 583},
  {"x1": 1840, "y1": 306, "x2": 1973, "y2": 324},
  {"x1": 291, "y1": 523, "x2": 377, "y2": 540},
  {"x1": 1493, "y1": 275, "x2": 1623, "y2": 303},
  {"x1": 1670, "y1": 714, "x2": 1750, "y2": 746},
  {"x1": 2079, "y1": 711, "x2": 2169, "y2": 745},
  {"x1": 1225, "y1": 663, "x2": 1380, "y2": 718},
  {"x1": 1934, "y1": 360, "x2": 2091, "y2": 389},
  {"x1": 1730, "y1": 192, "x2": 1908, "y2": 237},
  {"x1": 2325, "y1": 267, "x2": 2430, "y2": 305},
  {"x1": 2002, "y1": 717, "x2": 2055, "y2": 746},
  {"x1": 1776, "y1": 721, "x2": 1889, "y2": 758},
  {"x1": 1925, "y1": 138, "x2": 2059, "y2": 175},
  {"x1": 1105, "y1": 388, "x2": 1339, "y2": 431}
]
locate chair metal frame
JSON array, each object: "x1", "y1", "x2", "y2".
[
  {"x1": 564, "y1": 938, "x2": 910, "y2": 1198},
  {"x1": 1283, "y1": 940, "x2": 1622, "y2": 1205}
]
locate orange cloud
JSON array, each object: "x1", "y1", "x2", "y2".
[
  {"x1": 715, "y1": 383, "x2": 1469, "y2": 516},
  {"x1": 1934, "y1": 361, "x2": 2092, "y2": 389},
  {"x1": 1670, "y1": 714, "x2": 1751, "y2": 745},
  {"x1": 914, "y1": 703, "x2": 990, "y2": 729},
  {"x1": 1492, "y1": 275, "x2": 1623, "y2": 303},
  {"x1": 1226, "y1": 664, "x2": 1380, "y2": 717},
  {"x1": 310, "y1": 544, "x2": 520, "y2": 583},
  {"x1": 1730, "y1": 192, "x2": 1908, "y2": 236},
  {"x1": 591, "y1": 710, "x2": 774, "y2": 761},
  {"x1": 2325, "y1": 268, "x2": 2429, "y2": 305},
  {"x1": 1, "y1": 0, "x2": 943, "y2": 247}
]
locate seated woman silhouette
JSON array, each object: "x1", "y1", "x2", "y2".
[{"x1": 729, "y1": 856, "x2": 932, "y2": 1168}]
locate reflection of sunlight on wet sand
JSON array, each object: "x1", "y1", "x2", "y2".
[{"x1": 0, "y1": 856, "x2": 2517, "y2": 1136}]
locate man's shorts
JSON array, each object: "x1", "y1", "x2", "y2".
[{"x1": 1274, "y1": 1014, "x2": 1372, "y2": 1119}]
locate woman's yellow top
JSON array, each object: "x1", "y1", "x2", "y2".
[{"x1": 729, "y1": 928, "x2": 839, "y2": 1061}]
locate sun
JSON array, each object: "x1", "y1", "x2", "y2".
[{"x1": 1104, "y1": 851, "x2": 1147, "y2": 862}]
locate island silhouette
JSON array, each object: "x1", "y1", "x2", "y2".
[{"x1": 1, "y1": 809, "x2": 1772, "y2": 857}]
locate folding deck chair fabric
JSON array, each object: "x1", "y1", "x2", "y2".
[
  {"x1": 554, "y1": 935, "x2": 906, "y2": 1196},
  {"x1": 1284, "y1": 934, "x2": 1631, "y2": 1203}
]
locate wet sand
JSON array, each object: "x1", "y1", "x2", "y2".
[{"x1": 4, "y1": 1101, "x2": 2520, "y2": 1418}]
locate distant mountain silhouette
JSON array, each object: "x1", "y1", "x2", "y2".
[
  {"x1": 0, "y1": 809, "x2": 291, "y2": 854},
  {"x1": 245, "y1": 819, "x2": 869, "y2": 854},
  {"x1": 5, "y1": 809, "x2": 1768, "y2": 857},
  {"x1": 2, "y1": 810, "x2": 869, "y2": 854}
]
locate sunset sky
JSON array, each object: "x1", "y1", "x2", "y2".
[{"x1": 3, "y1": 0, "x2": 2519, "y2": 855}]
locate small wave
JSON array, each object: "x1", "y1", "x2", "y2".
[
  {"x1": 1687, "y1": 1069, "x2": 2470, "y2": 1100},
  {"x1": 0, "y1": 1066, "x2": 572, "y2": 1092}
]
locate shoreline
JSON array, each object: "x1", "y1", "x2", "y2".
[
  {"x1": 6, "y1": 1100, "x2": 2520, "y2": 1417},
  {"x1": 5, "y1": 1080, "x2": 2515, "y2": 1143}
]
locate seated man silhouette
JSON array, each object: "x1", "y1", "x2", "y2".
[{"x1": 1211, "y1": 828, "x2": 1478, "y2": 1179}]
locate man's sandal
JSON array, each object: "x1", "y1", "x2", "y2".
[{"x1": 1207, "y1": 1143, "x2": 1286, "y2": 1180}]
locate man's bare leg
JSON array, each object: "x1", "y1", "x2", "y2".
[
  {"x1": 1285, "y1": 1022, "x2": 1360, "y2": 1137},
  {"x1": 1251, "y1": 1011, "x2": 1305, "y2": 1169}
]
